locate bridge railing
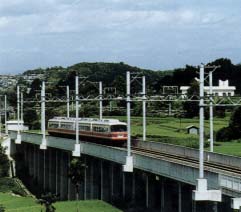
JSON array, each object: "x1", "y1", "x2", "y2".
[{"x1": 137, "y1": 141, "x2": 241, "y2": 169}]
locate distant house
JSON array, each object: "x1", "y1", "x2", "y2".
[
  {"x1": 186, "y1": 125, "x2": 199, "y2": 135},
  {"x1": 6, "y1": 120, "x2": 29, "y2": 134},
  {"x1": 180, "y1": 80, "x2": 236, "y2": 97}
]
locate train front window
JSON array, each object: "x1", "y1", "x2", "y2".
[{"x1": 111, "y1": 125, "x2": 127, "y2": 132}]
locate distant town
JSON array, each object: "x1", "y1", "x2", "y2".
[{"x1": 0, "y1": 73, "x2": 44, "y2": 91}]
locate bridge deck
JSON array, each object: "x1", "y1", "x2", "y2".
[{"x1": 9, "y1": 131, "x2": 241, "y2": 197}]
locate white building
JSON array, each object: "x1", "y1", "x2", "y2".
[
  {"x1": 180, "y1": 80, "x2": 236, "y2": 97},
  {"x1": 6, "y1": 120, "x2": 29, "y2": 133}
]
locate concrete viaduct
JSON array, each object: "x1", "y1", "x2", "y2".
[{"x1": 6, "y1": 131, "x2": 241, "y2": 212}]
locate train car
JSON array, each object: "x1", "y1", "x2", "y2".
[{"x1": 47, "y1": 117, "x2": 127, "y2": 146}]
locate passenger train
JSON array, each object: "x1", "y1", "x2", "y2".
[{"x1": 47, "y1": 117, "x2": 127, "y2": 146}]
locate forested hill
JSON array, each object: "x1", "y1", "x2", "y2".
[{"x1": 23, "y1": 58, "x2": 241, "y2": 94}]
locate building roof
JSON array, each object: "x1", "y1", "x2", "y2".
[
  {"x1": 186, "y1": 125, "x2": 199, "y2": 129},
  {"x1": 180, "y1": 79, "x2": 236, "y2": 91}
]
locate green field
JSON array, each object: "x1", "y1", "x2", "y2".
[
  {"x1": 0, "y1": 178, "x2": 121, "y2": 212},
  {"x1": 105, "y1": 115, "x2": 228, "y2": 147},
  {"x1": 105, "y1": 115, "x2": 228, "y2": 137},
  {"x1": 54, "y1": 200, "x2": 121, "y2": 212},
  {"x1": 0, "y1": 193, "x2": 122, "y2": 212},
  {"x1": 106, "y1": 115, "x2": 241, "y2": 156},
  {"x1": 212, "y1": 141, "x2": 241, "y2": 157},
  {"x1": 0, "y1": 193, "x2": 40, "y2": 211}
]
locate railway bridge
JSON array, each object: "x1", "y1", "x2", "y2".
[{"x1": 6, "y1": 131, "x2": 241, "y2": 212}]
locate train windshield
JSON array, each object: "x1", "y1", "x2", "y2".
[{"x1": 111, "y1": 125, "x2": 127, "y2": 132}]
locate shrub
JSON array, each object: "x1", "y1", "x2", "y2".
[
  {"x1": 216, "y1": 127, "x2": 235, "y2": 142},
  {"x1": 0, "y1": 205, "x2": 5, "y2": 212},
  {"x1": 215, "y1": 108, "x2": 226, "y2": 118}
]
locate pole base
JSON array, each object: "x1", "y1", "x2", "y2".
[
  {"x1": 231, "y1": 198, "x2": 241, "y2": 209},
  {"x1": 72, "y1": 144, "x2": 81, "y2": 157},
  {"x1": 40, "y1": 138, "x2": 47, "y2": 150},
  {"x1": 123, "y1": 156, "x2": 133, "y2": 172},
  {"x1": 15, "y1": 133, "x2": 21, "y2": 144},
  {"x1": 192, "y1": 179, "x2": 221, "y2": 202}
]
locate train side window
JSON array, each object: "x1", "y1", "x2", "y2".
[
  {"x1": 93, "y1": 126, "x2": 108, "y2": 133},
  {"x1": 79, "y1": 125, "x2": 91, "y2": 131},
  {"x1": 103, "y1": 127, "x2": 109, "y2": 132},
  {"x1": 49, "y1": 122, "x2": 59, "y2": 128},
  {"x1": 60, "y1": 122, "x2": 73, "y2": 130},
  {"x1": 92, "y1": 126, "x2": 98, "y2": 132}
]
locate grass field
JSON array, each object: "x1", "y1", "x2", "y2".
[
  {"x1": 0, "y1": 193, "x2": 122, "y2": 212},
  {"x1": 0, "y1": 178, "x2": 121, "y2": 212},
  {"x1": 212, "y1": 141, "x2": 241, "y2": 157},
  {"x1": 105, "y1": 115, "x2": 229, "y2": 148},
  {"x1": 107, "y1": 115, "x2": 229, "y2": 137},
  {"x1": 54, "y1": 200, "x2": 121, "y2": 212},
  {"x1": 105, "y1": 115, "x2": 241, "y2": 156},
  {"x1": 0, "y1": 193, "x2": 40, "y2": 211}
]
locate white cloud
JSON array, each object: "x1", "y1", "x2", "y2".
[
  {"x1": 0, "y1": 17, "x2": 9, "y2": 28},
  {"x1": 0, "y1": 0, "x2": 240, "y2": 73},
  {"x1": 0, "y1": 5, "x2": 227, "y2": 35}
]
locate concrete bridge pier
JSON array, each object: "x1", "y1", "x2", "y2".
[
  {"x1": 48, "y1": 149, "x2": 53, "y2": 192},
  {"x1": 89, "y1": 158, "x2": 94, "y2": 199},
  {"x1": 161, "y1": 178, "x2": 165, "y2": 212},
  {"x1": 43, "y1": 150, "x2": 47, "y2": 191},
  {"x1": 102, "y1": 160, "x2": 113, "y2": 202},
  {"x1": 110, "y1": 163, "x2": 114, "y2": 199},
  {"x1": 37, "y1": 146, "x2": 41, "y2": 189},
  {"x1": 91, "y1": 157, "x2": 101, "y2": 200},
  {"x1": 55, "y1": 149, "x2": 60, "y2": 196},
  {"x1": 178, "y1": 182, "x2": 182, "y2": 212},
  {"x1": 145, "y1": 175, "x2": 149, "y2": 208},
  {"x1": 122, "y1": 172, "x2": 125, "y2": 200},
  {"x1": 132, "y1": 172, "x2": 135, "y2": 203},
  {"x1": 27, "y1": 145, "x2": 32, "y2": 177},
  {"x1": 33, "y1": 145, "x2": 37, "y2": 181},
  {"x1": 124, "y1": 172, "x2": 133, "y2": 204},
  {"x1": 68, "y1": 153, "x2": 76, "y2": 200},
  {"x1": 38, "y1": 147, "x2": 44, "y2": 191},
  {"x1": 59, "y1": 151, "x2": 68, "y2": 200},
  {"x1": 83, "y1": 156, "x2": 92, "y2": 200},
  {"x1": 111, "y1": 162, "x2": 123, "y2": 204}
]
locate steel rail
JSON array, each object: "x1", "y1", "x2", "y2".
[{"x1": 131, "y1": 146, "x2": 241, "y2": 176}]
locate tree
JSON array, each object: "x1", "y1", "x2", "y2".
[
  {"x1": 27, "y1": 78, "x2": 42, "y2": 99},
  {"x1": 68, "y1": 158, "x2": 88, "y2": 212},
  {"x1": 229, "y1": 106, "x2": 241, "y2": 131},
  {"x1": 68, "y1": 158, "x2": 88, "y2": 201},
  {"x1": 182, "y1": 80, "x2": 199, "y2": 118},
  {"x1": 24, "y1": 108, "x2": 39, "y2": 130},
  {"x1": 38, "y1": 192, "x2": 58, "y2": 212},
  {"x1": 0, "y1": 146, "x2": 9, "y2": 177},
  {"x1": 216, "y1": 106, "x2": 241, "y2": 141}
]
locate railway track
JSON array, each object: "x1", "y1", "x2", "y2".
[{"x1": 131, "y1": 146, "x2": 241, "y2": 176}]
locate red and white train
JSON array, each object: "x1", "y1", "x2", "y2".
[{"x1": 48, "y1": 117, "x2": 127, "y2": 146}]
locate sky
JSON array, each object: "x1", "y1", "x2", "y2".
[{"x1": 0, "y1": 0, "x2": 241, "y2": 74}]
